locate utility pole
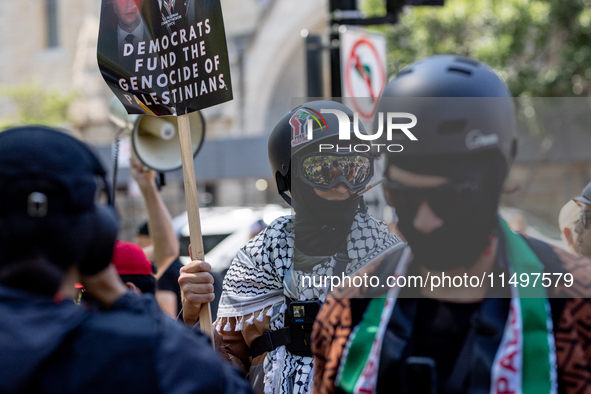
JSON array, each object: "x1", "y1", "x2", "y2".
[
  {"x1": 328, "y1": 0, "x2": 358, "y2": 97},
  {"x1": 305, "y1": 33, "x2": 324, "y2": 98}
]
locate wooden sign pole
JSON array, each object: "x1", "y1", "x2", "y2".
[{"x1": 177, "y1": 113, "x2": 214, "y2": 345}]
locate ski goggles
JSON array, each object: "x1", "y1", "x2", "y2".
[
  {"x1": 383, "y1": 179, "x2": 479, "y2": 220},
  {"x1": 298, "y1": 153, "x2": 373, "y2": 192}
]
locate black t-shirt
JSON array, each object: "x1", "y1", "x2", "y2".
[
  {"x1": 375, "y1": 297, "x2": 482, "y2": 394},
  {"x1": 157, "y1": 259, "x2": 183, "y2": 315},
  {"x1": 412, "y1": 298, "x2": 481, "y2": 385}
]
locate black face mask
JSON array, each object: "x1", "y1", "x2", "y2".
[
  {"x1": 291, "y1": 177, "x2": 360, "y2": 257},
  {"x1": 397, "y1": 205, "x2": 497, "y2": 270},
  {"x1": 389, "y1": 153, "x2": 506, "y2": 270}
]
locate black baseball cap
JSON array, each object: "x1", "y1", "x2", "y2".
[
  {"x1": 573, "y1": 182, "x2": 591, "y2": 205},
  {"x1": 0, "y1": 126, "x2": 106, "y2": 217},
  {"x1": 0, "y1": 126, "x2": 118, "y2": 277}
]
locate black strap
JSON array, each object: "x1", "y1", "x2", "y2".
[
  {"x1": 280, "y1": 191, "x2": 292, "y2": 206},
  {"x1": 250, "y1": 327, "x2": 292, "y2": 358},
  {"x1": 332, "y1": 242, "x2": 351, "y2": 279}
]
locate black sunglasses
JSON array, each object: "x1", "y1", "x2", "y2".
[{"x1": 383, "y1": 179, "x2": 479, "y2": 219}]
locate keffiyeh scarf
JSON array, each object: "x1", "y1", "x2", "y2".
[{"x1": 216, "y1": 209, "x2": 400, "y2": 394}]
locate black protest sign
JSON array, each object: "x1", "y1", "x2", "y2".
[{"x1": 98, "y1": 0, "x2": 233, "y2": 116}]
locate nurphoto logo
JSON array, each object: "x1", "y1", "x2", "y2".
[
  {"x1": 289, "y1": 106, "x2": 418, "y2": 153},
  {"x1": 320, "y1": 109, "x2": 417, "y2": 153}
]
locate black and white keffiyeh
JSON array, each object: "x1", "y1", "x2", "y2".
[{"x1": 215, "y1": 209, "x2": 401, "y2": 394}]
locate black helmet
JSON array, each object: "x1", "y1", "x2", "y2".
[
  {"x1": 268, "y1": 100, "x2": 373, "y2": 204},
  {"x1": 378, "y1": 55, "x2": 518, "y2": 270},
  {"x1": 375, "y1": 54, "x2": 517, "y2": 164}
]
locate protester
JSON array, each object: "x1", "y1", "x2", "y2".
[
  {"x1": 0, "y1": 126, "x2": 253, "y2": 394},
  {"x1": 80, "y1": 240, "x2": 156, "y2": 305},
  {"x1": 129, "y1": 157, "x2": 179, "y2": 280},
  {"x1": 111, "y1": 240, "x2": 156, "y2": 295},
  {"x1": 329, "y1": 160, "x2": 343, "y2": 182},
  {"x1": 559, "y1": 200, "x2": 582, "y2": 255},
  {"x1": 574, "y1": 182, "x2": 591, "y2": 259},
  {"x1": 179, "y1": 101, "x2": 402, "y2": 394},
  {"x1": 129, "y1": 155, "x2": 194, "y2": 318},
  {"x1": 135, "y1": 219, "x2": 223, "y2": 319},
  {"x1": 130, "y1": 157, "x2": 198, "y2": 318},
  {"x1": 312, "y1": 55, "x2": 591, "y2": 394}
]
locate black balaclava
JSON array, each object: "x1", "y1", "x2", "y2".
[
  {"x1": 391, "y1": 152, "x2": 507, "y2": 270},
  {"x1": 291, "y1": 174, "x2": 360, "y2": 257}
]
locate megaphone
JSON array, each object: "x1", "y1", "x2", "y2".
[{"x1": 109, "y1": 97, "x2": 205, "y2": 172}]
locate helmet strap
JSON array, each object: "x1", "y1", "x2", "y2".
[{"x1": 280, "y1": 190, "x2": 292, "y2": 206}]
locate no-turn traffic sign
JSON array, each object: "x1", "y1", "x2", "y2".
[{"x1": 340, "y1": 26, "x2": 386, "y2": 122}]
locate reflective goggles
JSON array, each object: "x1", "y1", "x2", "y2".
[
  {"x1": 298, "y1": 153, "x2": 373, "y2": 192},
  {"x1": 383, "y1": 179, "x2": 479, "y2": 220},
  {"x1": 580, "y1": 212, "x2": 591, "y2": 229}
]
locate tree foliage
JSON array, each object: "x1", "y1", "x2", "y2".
[
  {"x1": 361, "y1": 0, "x2": 591, "y2": 96},
  {"x1": 0, "y1": 82, "x2": 76, "y2": 130}
]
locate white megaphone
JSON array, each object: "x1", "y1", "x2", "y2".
[{"x1": 109, "y1": 97, "x2": 205, "y2": 172}]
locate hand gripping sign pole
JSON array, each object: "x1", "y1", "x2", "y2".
[
  {"x1": 177, "y1": 114, "x2": 213, "y2": 340},
  {"x1": 97, "y1": 0, "x2": 234, "y2": 346}
]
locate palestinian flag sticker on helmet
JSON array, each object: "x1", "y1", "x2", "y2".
[
  {"x1": 290, "y1": 109, "x2": 313, "y2": 147},
  {"x1": 289, "y1": 107, "x2": 327, "y2": 147}
]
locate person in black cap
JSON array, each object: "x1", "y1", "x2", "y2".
[
  {"x1": 573, "y1": 181, "x2": 591, "y2": 259},
  {"x1": 0, "y1": 126, "x2": 252, "y2": 394},
  {"x1": 312, "y1": 55, "x2": 591, "y2": 394}
]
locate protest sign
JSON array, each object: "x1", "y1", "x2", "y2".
[
  {"x1": 98, "y1": 0, "x2": 233, "y2": 116},
  {"x1": 98, "y1": 0, "x2": 233, "y2": 342}
]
